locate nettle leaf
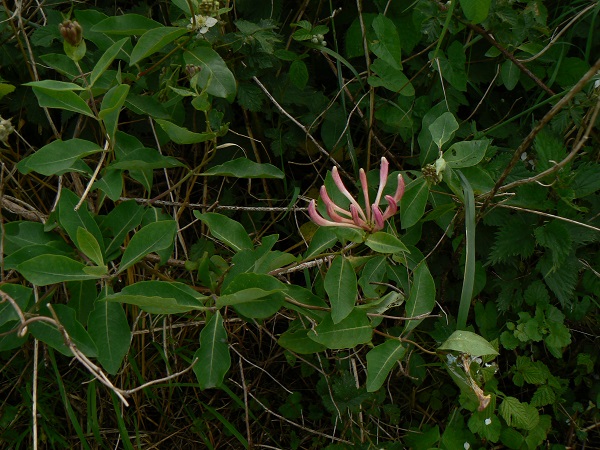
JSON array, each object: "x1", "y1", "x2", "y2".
[
  {"x1": 534, "y1": 221, "x2": 571, "y2": 268},
  {"x1": 184, "y1": 46, "x2": 237, "y2": 101},
  {"x1": 370, "y1": 14, "x2": 401, "y2": 70},
  {"x1": 403, "y1": 263, "x2": 436, "y2": 333},
  {"x1": 516, "y1": 356, "x2": 549, "y2": 385},
  {"x1": 202, "y1": 158, "x2": 284, "y2": 179},
  {"x1": 194, "y1": 212, "x2": 253, "y2": 252},
  {"x1": 129, "y1": 27, "x2": 187, "y2": 65},
  {"x1": 570, "y1": 162, "x2": 600, "y2": 198},
  {"x1": 432, "y1": 41, "x2": 467, "y2": 92},
  {"x1": 488, "y1": 217, "x2": 536, "y2": 264},
  {"x1": 534, "y1": 128, "x2": 566, "y2": 172},
  {"x1": 193, "y1": 311, "x2": 231, "y2": 389},
  {"x1": 18, "y1": 139, "x2": 103, "y2": 176},
  {"x1": 154, "y1": 119, "x2": 216, "y2": 144},
  {"x1": 366, "y1": 339, "x2": 406, "y2": 392},
  {"x1": 530, "y1": 384, "x2": 556, "y2": 407},
  {"x1": 444, "y1": 140, "x2": 489, "y2": 168},
  {"x1": 308, "y1": 309, "x2": 372, "y2": 349},
  {"x1": 461, "y1": 0, "x2": 491, "y2": 23},
  {"x1": 523, "y1": 280, "x2": 550, "y2": 306},
  {"x1": 429, "y1": 112, "x2": 459, "y2": 149},
  {"x1": 88, "y1": 299, "x2": 131, "y2": 375},
  {"x1": 118, "y1": 220, "x2": 178, "y2": 273},
  {"x1": 499, "y1": 397, "x2": 527, "y2": 428},
  {"x1": 325, "y1": 255, "x2": 357, "y2": 324},
  {"x1": 438, "y1": 330, "x2": 499, "y2": 356},
  {"x1": 289, "y1": 60, "x2": 308, "y2": 89},
  {"x1": 538, "y1": 253, "x2": 579, "y2": 307}
]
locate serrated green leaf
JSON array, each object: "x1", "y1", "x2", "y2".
[
  {"x1": 202, "y1": 158, "x2": 284, "y2": 179},
  {"x1": 489, "y1": 217, "x2": 536, "y2": 264},
  {"x1": 534, "y1": 221, "x2": 571, "y2": 269},
  {"x1": 130, "y1": 27, "x2": 187, "y2": 65},
  {"x1": 17, "y1": 139, "x2": 103, "y2": 176},
  {"x1": 118, "y1": 220, "x2": 177, "y2": 273},
  {"x1": 538, "y1": 253, "x2": 579, "y2": 307},
  {"x1": 193, "y1": 311, "x2": 231, "y2": 389},
  {"x1": 366, "y1": 339, "x2": 406, "y2": 392},
  {"x1": 530, "y1": 384, "x2": 556, "y2": 407},
  {"x1": 325, "y1": 255, "x2": 357, "y2": 324},
  {"x1": 194, "y1": 212, "x2": 253, "y2": 252},
  {"x1": 499, "y1": 397, "x2": 527, "y2": 428},
  {"x1": 154, "y1": 119, "x2": 216, "y2": 144}
]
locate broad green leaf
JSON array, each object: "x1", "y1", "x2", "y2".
[
  {"x1": 202, "y1": 158, "x2": 285, "y2": 179},
  {"x1": 325, "y1": 256, "x2": 357, "y2": 324},
  {"x1": 25, "y1": 81, "x2": 94, "y2": 117},
  {"x1": 39, "y1": 54, "x2": 79, "y2": 79},
  {"x1": 193, "y1": 311, "x2": 231, "y2": 389},
  {"x1": 3, "y1": 221, "x2": 63, "y2": 253},
  {"x1": 194, "y1": 212, "x2": 253, "y2": 252},
  {"x1": 91, "y1": 14, "x2": 162, "y2": 35},
  {"x1": 403, "y1": 263, "x2": 435, "y2": 333},
  {"x1": 289, "y1": 59, "x2": 308, "y2": 89},
  {"x1": 105, "y1": 281, "x2": 208, "y2": 314},
  {"x1": 358, "y1": 255, "x2": 388, "y2": 298},
  {"x1": 0, "y1": 82, "x2": 15, "y2": 100},
  {"x1": 67, "y1": 280, "x2": 97, "y2": 326},
  {"x1": 129, "y1": 27, "x2": 187, "y2": 65},
  {"x1": 370, "y1": 14, "x2": 401, "y2": 70},
  {"x1": 461, "y1": 0, "x2": 491, "y2": 23},
  {"x1": 90, "y1": 38, "x2": 128, "y2": 87},
  {"x1": 102, "y1": 201, "x2": 146, "y2": 257},
  {"x1": 17, "y1": 255, "x2": 105, "y2": 286},
  {"x1": 111, "y1": 147, "x2": 184, "y2": 170},
  {"x1": 366, "y1": 339, "x2": 407, "y2": 392},
  {"x1": 93, "y1": 168, "x2": 123, "y2": 201},
  {"x1": 278, "y1": 328, "x2": 327, "y2": 354},
  {"x1": 501, "y1": 60, "x2": 520, "y2": 91},
  {"x1": 400, "y1": 176, "x2": 429, "y2": 229},
  {"x1": 429, "y1": 112, "x2": 459, "y2": 149},
  {"x1": 365, "y1": 232, "x2": 410, "y2": 254},
  {"x1": 125, "y1": 94, "x2": 170, "y2": 119},
  {"x1": 444, "y1": 140, "x2": 489, "y2": 168},
  {"x1": 88, "y1": 299, "x2": 131, "y2": 375},
  {"x1": 304, "y1": 227, "x2": 338, "y2": 259},
  {"x1": 184, "y1": 46, "x2": 237, "y2": 101},
  {"x1": 118, "y1": 220, "x2": 177, "y2": 273},
  {"x1": 77, "y1": 227, "x2": 104, "y2": 266},
  {"x1": 99, "y1": 84, "x2": 130, "y2": 141},
  {"x1": 220, "y1": 273, "x2": 286, "y2": 318},
  {"x1": 307, "y1": 309, "x2": 372, "y2": 350},
  {"x1": 499, "y1": 397, "x2": 532, "y2": 429},
  {"x1": 438, "y1": 330, "x2": 499, "y2": 356},
  {"x1": 368, "y1": 59, "x2": 414, "y2": 96},
  {"x1": 418, "y1": 102, "x2": 450, "y2": 165},
  {"x1": 433, "y1": 42, "x2": 468, "y2": 92},
  {"x1": 58, "y1": 189, "x2": 105, "y2": 256},
  {"x1": 17, "y1": 139, "x2": 103, "y2": 176},
  {"x1": 0, "y1": 284, "x2": 32, "y2": 327},
  {"x1": 154, "y1": 119, "x2": 216, "y2": 144},
  {"x1": 3, "y1": 244, "x2": 71, "y2": 270}
]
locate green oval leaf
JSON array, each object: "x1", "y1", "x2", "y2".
[
  {"x1": 130, "y1": 27, "x2": 187, "y2": 66},
  {"x1": 400, "y1": 176, "x2": 429, "y2": 229},
  {"x1": 438, "y1": 330, "x2": 499, "y2": 356},
  {"x1": 118, "y1": 220, "x2": 177, "y2": 273},
  {"x1": 366, "y1": 339, "x2": 407, "y2": 392},
  {"x1": 194, "y1": 212, "x2": 253, "y2": 252},
  {"x1": 325, "y1": 255, "x2": 357, "y2": 324},
  {"x1": 90, "y1": 37, "x2": 128, "y2": 87},
  {"x1": 461, "y1": 0, "x2": 491, "y2": 24},
  {"x1": 365, "y1": 232, "x2": 410, "y2": 254},
  {"x1": 370, "y1": 14, "x2": 402, "y2": 70},
  {"x1": 184, "y1": 46, "x2": 237, "y2": 101},
  {"x1": 91, "y1": 14, "x2": 162, "y2": 35},
  {"x1": 154, "y1": 119, "x2": 216, "y2": 144},
  {"x1": 17, "y1": 139, "x2": 102, "y2": 176},
  {"x1": 403, "y1": 263, "x2": 436, "y2": 333},
  {"x1": 444, "y1": 139, "x2": 489, "y2": 168},
  {"x1": 429, "y1": 112, "x2": 459, "y2": 149},
  {"x1": 307, "y1": 309, "x2": 372, "y2": 350},
  {"x1": 193, "y1": 311, "x2": 231, "y2": 389},
  {"x1": 77, "y1": 227, "x2": 104, "y2": 266},
  {"x1": 202, "y1": 158, "x2": 284, "y2": 179},
  {"x1": 88, "y1": 300, "x2": 131, "y2": 375},
  {"x1": 17, "y1": 255, "x2": 105, "y2": 286}
]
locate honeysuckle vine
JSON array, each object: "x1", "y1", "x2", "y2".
[{"x1": 308, "y1": 157, "x2": 405, "y2": 233}]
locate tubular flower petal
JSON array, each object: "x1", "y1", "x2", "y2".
[
  {"x1": 308, "y1": 200, "x2": 358, "y2": 228},
  {"x1": 381, "y1": 194, "x2": 398, "y2": 221},
  {"x1": 393, "y1": 173, "x2": 405, "y2": 202},
  {"x1": 326, "y1": 201, "x2": 355, "y2": 225},
  {"x1": 372, "y1": 205, "x2": 385, "y2": 231},
  {"x1": 332, "y1": 167, "x2": 367, "y2": 222},
  {"x1": 373, "y1": 157, "x2": 390, "y2": 209},
  {"x1": 350, "y1": 204, "x2": 368, "y2": 229},
  {"x1": 320, "y1": 186, "x2": 352, "y2": 219},
  {"x1": 359, "y1": 168, "x2": 371, "y2": 223}
]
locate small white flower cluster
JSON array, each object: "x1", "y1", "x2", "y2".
[
  {"x1": 187, "y1": 14, "x2": 218, "y2": 36},
  {"x1": 311, "y1": 33, "x2": 326, "y2": 46},
  {"x1": 0, "y1": 116, "x2": 14, "y2": 145}
]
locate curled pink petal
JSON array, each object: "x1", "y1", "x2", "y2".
[
  {"x1": 359, "y1": 168, "x2": 371, "y2": 223},
  {"x1": 372, "y1": 205, "x2": 385, "y2": 231},
  {"x1": 332, "y1": 167, "x2": 367, "y2": 222},
  {"x1": 393, "y1": 173, "x2": 405, "y2": 202},
  {"x1": 373, "y1": 157, "x2": 389, "y2": 210},
  {"x1": 381, "y1": 194, "x2": 398, "y2": 220},
  {"x1": 309, "y1": 200, "x2": 362, "y2": 229},
  {"x1": 326, "y1": 202, "x2": 355, "y2": 225},
  {"x1": 350, "y1": 204, "x2": 368, "y2": 229},
  {"x1": 320, "y1": 186, "x2": 352, "y2": 219}
]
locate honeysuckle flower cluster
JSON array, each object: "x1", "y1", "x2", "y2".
[
  {"x1": 308, "y1": 157, "x2": 405, "y2": 233},
  {"x1": 187, "y1": 14, "x2": 218, "y2": 36}
]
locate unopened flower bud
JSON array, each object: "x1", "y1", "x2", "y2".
[
  {"x1": 311, "y1": 36, "x2": 319, "y2": 44},
  {"x1": 0, "y1": 116, "x2": 14, "y2": 144},
  {"x1": 317, "y1": 34, "x2": 324, "y2": 41},
  {"x1": 59, "y1": 20, "x2": 83, "y2": 47}
]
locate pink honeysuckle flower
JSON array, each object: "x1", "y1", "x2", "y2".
[{"x1": 308, "y1": 157, "x2": 405, "y2": 233}]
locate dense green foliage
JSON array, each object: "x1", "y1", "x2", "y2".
[{"x1": 1, "y1": 0, "x2": 599, "y2": 448}]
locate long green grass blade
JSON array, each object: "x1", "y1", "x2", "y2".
[{"x1": 457, "y1": 170, "x2": 476, "y2": 330}]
